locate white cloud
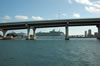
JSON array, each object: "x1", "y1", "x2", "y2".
[
  {"x1": 73, "y1": 13, "x2": 80, "y2": 18},
  {"x1": 32, "y1": 16, "x2": 43, "y2": 20},
  {"x1": 85, "y1": 6, "x2": 100, "y2": 14},
  {"x1": 15, "y1": 16, "x2": 29, "y2": 19},
  {"x1": 94, "y1": 1, "x2": 100, "y2": 4},
  {"x1": 75, "y1": 0, "x2": 93, "y2": 5},
  {"x1": 0, "y1": 16, "x2": 11, "y2": 20},
  {"x1": 68, "y1": 0, "x2": 72, "y2": 4},
  {"x1": 74, "y1": 0, "x2": 100, "y2": 14}
]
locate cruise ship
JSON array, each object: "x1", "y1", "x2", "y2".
[{"x1": 36, "y1": 29, "x2": 64, "y2": 36}]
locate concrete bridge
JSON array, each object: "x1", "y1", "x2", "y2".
[{"x1": 0, "y1": 18, "x2": 100, "y2": 40}]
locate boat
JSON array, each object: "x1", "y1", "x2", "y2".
[{"x1": 36, "y1": 29, "x2": 64, "y2": 36}]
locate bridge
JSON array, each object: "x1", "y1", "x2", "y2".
[{"x1": 0, "y1": 18, "x2": 100, "y2": 40}]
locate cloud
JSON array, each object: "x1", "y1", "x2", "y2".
[
  {"x1": 73, "y1": 13, "x2": 80, "y2": 18},
  {"x1": 68, "y1": 0, "x2": 72, "y2": 4},
  {"x1": 0, "y1": 16, "x2": 11, "y2": 20},
  {"x1": 75, "y1": 0, "x2": 93, "y2": 5},
  {"x1": 32, "y1": 16, "x2": 43, "y2": 20},
  {"x1": 73, "y1": 0, "x2": 100, "y2": 14},
  {"x1": 85, "y1": 6, "x2": 100, "y2": 14},
  {"x1": 94, "y1": 1, "x2": 100, "y2": 4},
  {"x1": 75, "y1": 0, "x2": 100, "y2": 8},
  {"x1": 14, "y1": 16, "x2": 29, "y2": 19}
]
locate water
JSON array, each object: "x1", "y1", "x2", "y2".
[{"x1": 0, "y1": 38, "x2": 100, "y2": 66}]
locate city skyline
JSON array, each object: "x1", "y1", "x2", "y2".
[
  {"x1": 0, "y1": 28, "x2": 97, "y2": 37},
  {"x1": 0, "y1": 0, "x2": 100, "y2": 35}
]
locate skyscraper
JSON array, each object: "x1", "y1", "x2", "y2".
[
  {"x1": 84, "y1": 31, "x2": 87, "y2": 37},
  {"x1": 88, "y1": 29, "x2": 92, "y2": 37}
]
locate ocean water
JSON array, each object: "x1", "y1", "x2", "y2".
[{"x1": 0, "y1": 38, "x2": 100, "y2": 66}]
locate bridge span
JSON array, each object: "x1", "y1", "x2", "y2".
[{"x1": 0, "y1": 18, "x2": 100, "y2": 40}]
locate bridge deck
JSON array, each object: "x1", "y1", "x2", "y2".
[{"x1": 0, "y1": 18, "x2": 100, "y2": 30}]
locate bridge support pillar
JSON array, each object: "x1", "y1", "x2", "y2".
[
  {"x1": 2, "y1": 30, "x2": 8, "y2": 38},
  {"x1": 65, "y1": 23, "x2": 69, "y2": 40},
  {"x1": 26, "y1": 27, "x2": 30, "y2": 40},
  {"x1": 97, "y1": 25, "x2": 100, "y2": 40},
  {"x1": 32, "y1": 27, "x2": 36, "y2": 40}
]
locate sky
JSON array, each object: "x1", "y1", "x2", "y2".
[{"x1": 0, "y1": 0, "x2": 100, "y2": 35}]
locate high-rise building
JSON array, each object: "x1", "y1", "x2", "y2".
[
  {"x1": 84, "y1": 31, "x2": 87, "y2": 37},
  {"x1": 88, "y1": 29, "x2": 92, "y2": 37}
]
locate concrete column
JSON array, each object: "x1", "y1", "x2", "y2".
[
  {"x1": 27, "y1": 26, "x2": 30, "y2": 40},
  {"x1": 65, "y1": 22, "x2": 69, "y2": 40},
  {"x1": 32, "y1": 27, "x2": 36, "y2": 40},
  {"x1": 2, "y1": 30, "x2": 8, "y2": 38},
  {"x1": 97, "y1": 25, "x2": 100, "y2": 40}
]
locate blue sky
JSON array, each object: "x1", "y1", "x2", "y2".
[{"x1": 0, "y1": 0, "x2": 100, "y2": 35}]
